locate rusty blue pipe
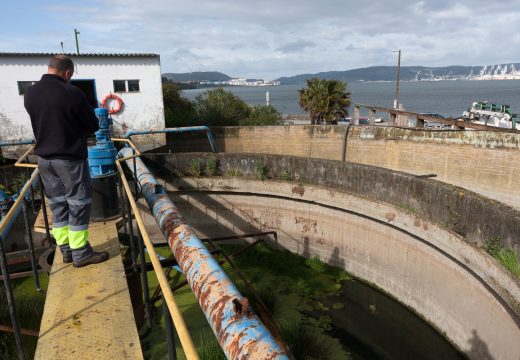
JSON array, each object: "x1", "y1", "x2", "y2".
[
  {"x1": 118, "y1": 147, "x2": 288, "y2": 360},
  {"x1": 124, "y1": 126, "x2": 218, "y2": 153}
]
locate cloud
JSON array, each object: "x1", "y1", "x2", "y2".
[
  {"x1": 2, "y1": 0, "x2": 520, "y2": 78},
  {"x1": 276, "y1": 40, "x2": 316, "y2": 53}
]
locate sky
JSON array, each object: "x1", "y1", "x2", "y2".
[{"x1": 1, "y1": 0, "x2": 520, "y2": 80}]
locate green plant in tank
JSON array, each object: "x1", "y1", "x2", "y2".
[
  {"x1": 497, "y1": 249, "x2": 520, "y2": 277},
  {"x1": 280, "y1": 170, "x2": 291, "y2": 181},
  {"x1": 484, "y1": 236, "x2": 502, "y2": 258},
  {"x1": 188, "y1": 159, "x2": 203, "y2": 176},
  {"x1": 205, "y1": 156, "x2": 218, "y2": 176},
  {"x1": 255, "y1": 161, "x2": 269, "y2": 181},
  {"x1": 484, "y1": 236, "x2": 520, "y2": 278},
  {"x1": 226, "y1": 168, "x2": 240, "y2": 177}
]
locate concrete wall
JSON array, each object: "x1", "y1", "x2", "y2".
[
  {"x1": 0, "y1": 54, "x2": 165, "y2": 153},
  {"x1": 140, "y1": 152, "x2": 520, "y2": 358},
  {"x1": 145, "y1": 153, "x2": 520, "y2": 256},
  {"x1": 158, "y1": 125, "x2": 520, "y2": 209}
]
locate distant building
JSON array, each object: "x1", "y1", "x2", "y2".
[{"x1": 0, "y1": 52, "x2": 165, "y2": 154}]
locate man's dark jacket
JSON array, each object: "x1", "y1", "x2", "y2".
[{"x1": 24, "y1": 74, "x2": 99, "y2": 160}]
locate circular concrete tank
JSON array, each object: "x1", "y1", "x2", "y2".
[{"x1": 141, "y1": 153, "x2": 520, "y2": 359}]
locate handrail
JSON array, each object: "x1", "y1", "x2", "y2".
[
  {"x1": 0, "y1": 169, "x2": 39, "y2": 236},
  {"x1": 118, "y1": 145, "x2": 288, "y2": 359},
  {"x1": 115, "y1": 156, "x2": 200, "y2": 360},
  {"x1": 14, "y1": 145, "x2": 37, "y2": 169}
]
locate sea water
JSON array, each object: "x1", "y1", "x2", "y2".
[{"x1": 182, "y1": 80, "x2": 520, "y2": 118}]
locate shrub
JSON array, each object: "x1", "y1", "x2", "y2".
[
  {"x1": 226, "y1": 168, "x2": 240, "y2": 176},
  {"x1": 193, "y1": 88, "x2": 250, "y2": 126},
  {"x1": 162, "y1": 83, "x2": 196, "y2": 127},
  {"x1": 240, "y1": 105, "x2": 283, "y2": 126},
  {"x1": 188, "y1": 159, "x2": 203, "y2": 176},
  {"x1": 255, "y1": 162, "x2": 269, "y2": 180},
  {"x1": 205, "y1": 156, "x2": 218, "y2": 176}
]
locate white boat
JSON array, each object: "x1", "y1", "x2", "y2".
[{"x1": 462, "y1": 101, "x2": 518, "y2": 129}]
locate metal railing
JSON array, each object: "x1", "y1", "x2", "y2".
[
  {"x1": 0, "y1": 147, "x2": 50, "y2": 360},
  {"x1": 113, "y1": 139, "x2": 200, "y2": 359},
  {"x1": 353, "y1": 104, "x2": 520, "y2": 132},
  {"x1": 6, "y1": 141, "x2": 201, "y2": 359},
  {"x1": 116, "y1": 135, "x2": 288, "y2": 359}
]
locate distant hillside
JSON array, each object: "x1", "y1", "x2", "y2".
[
  {"x1": 162, "y1": 71, "x2": 232, "y2": 82},
  {"x1": 275, "y1": 64, "x2": 520, "y2": 84}
]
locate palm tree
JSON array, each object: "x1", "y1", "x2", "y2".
[{"x1": 298, "y1": 78, "x2": 351, "y2": 124}]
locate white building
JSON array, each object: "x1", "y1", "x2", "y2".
[{"x1": 0, "y1": 52, "x2": 165, "y2": 155}]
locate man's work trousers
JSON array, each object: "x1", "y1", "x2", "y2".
[{"x1": 38, "y1": 158, "x2": 93, "y2": 263}]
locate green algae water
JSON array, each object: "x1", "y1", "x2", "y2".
[
  {"x1": 143, "y1": 242, "x2": 464, "y2": 359},
  {"x1": 0, "y1": 276, "x2": 48, "y2": 359}
]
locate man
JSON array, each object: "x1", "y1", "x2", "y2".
[{"x1": 24, "y1": 54, "x2": 109, "y2": 268}]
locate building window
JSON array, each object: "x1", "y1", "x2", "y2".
[
  {"x1": 113, "y1": 80, "x2": 127, "y2": 92},
  {"x1": 17, "y1": 81, "x2": 36, "y2": 95},
  {"x1": 128, "y1": 80, "x2": 140, "y2": 92},
  {"x1": 113, "y1": 80, "x2": 140, "y2": 93}
]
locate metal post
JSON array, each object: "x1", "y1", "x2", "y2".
[
  {"x1": 162, "y1": 294, "x2": 177, "y2": 360},
  {"x1": 118, "y1": 171, "x2": 137, "y2": 270},
  {"x1": 21, "y1": 200, "x2": 41, "y2": 292},
  {"x1": 38, "y1": 176, "x2": 53, "y2": 246},
  {"x1": 133, "y1": 150, "x2": 139, "y2": 200},
  {"x1": 129, "y1": 150, "x2": 152, "y2": 327},
  {"x1": 0, "y1": 236, "x2": 25, "y2": 360},
  {"x1": 74, "y1": 29, "x2": 80, "y2": 55},
  {"x1": 393, "y1": 49, "x2": 401, "y2": 110},
  {"x1": 123, "y1": 183, "x2": 138, "y2": 273},
  {"x1": 137, "y1": 226, "x2": 152, "y2": 329}
]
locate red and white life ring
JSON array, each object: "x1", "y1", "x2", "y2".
[{"x1": 101, "y1": 93, "x2": 124, "y2": 114}]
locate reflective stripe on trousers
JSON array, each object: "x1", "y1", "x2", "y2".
[{"x1": 38, "y1": 158, "x2": 92, "y2": 249}]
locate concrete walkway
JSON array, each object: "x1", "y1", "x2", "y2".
[{"x1": 33, "y1": 212, "x2": 142, "y2": 359}]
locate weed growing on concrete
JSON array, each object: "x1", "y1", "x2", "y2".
[
  {"x1": 398, "y1": 203, "x2": 417, "y2": 214},
  {"x1": 255, "y1": 161, "x2": 269, "y2": 180},
  {"x1": 226, "y1": 168, "x2": 240, "y2": 176},
  {"x1": 188, "y1": 159, "x2": 203, "y2": 176},
  {"x1": 205, "y1": 156, "x2": 218, "y2": 176},
  {"x1": 484, "y1": 237, "x2": 502, "y2": 258},
  {"x1": 280, "y1": 170, "x2": 291, "y2": 181},
  {"x1": 484, "y1": 237, "x2": 520, "y2": 278},
  {"x1": 497, "y1": 249, "x2": 520, "y2": 278}
]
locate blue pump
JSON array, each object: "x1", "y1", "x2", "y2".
[{"x1": 88, "y1": 108, "x2": 117, "y2": 177}]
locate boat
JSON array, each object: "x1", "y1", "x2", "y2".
[{"x1": 461, "y1": 101, "x2": 518, "y2": 129}]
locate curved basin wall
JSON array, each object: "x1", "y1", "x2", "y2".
[
  {"x1": 141, "y1": 153, "x2": 520, "y2": 359},
  {"x1": 157, "y1": 125, "x2": 520, "y2": 209}
]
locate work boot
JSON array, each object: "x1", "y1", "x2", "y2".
[
  {"x1": 72, "y1": 242, "x2": 109, "y2": 268},
  {"x1": 73, "y1": 251, "x2": 109, "y2": 268},
  {"x1": 59, "y1": 244, "x2": 73, "y2": 264}
]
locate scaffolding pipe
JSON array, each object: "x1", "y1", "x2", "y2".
[
  {"x1": 124, "y1": 126, "x2": 218, "y2": 153},
  {"x1": 118, "y1": 146, "x2": 288, "y2": 360}
]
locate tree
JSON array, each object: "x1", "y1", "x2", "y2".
[
  {"x1": 193, "y1": 87, "x2": 250, "y2": 126},
  {"x1": 240, "y1": 105, "x2": 283, "y2": 126},
  {"x1": 298, "y1": 78, "x2": 351, "y2": 124},
  {"x1": 162, "y1": 83, "x2": 195, "y2": 127}
]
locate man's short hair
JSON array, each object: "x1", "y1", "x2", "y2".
[{"x1": 49, "y1": 55, "x2": 74, "y2": 72}]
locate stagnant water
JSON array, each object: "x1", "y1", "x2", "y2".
[{"x1": 319, "y1": 279, "x2": 465, "y2": 359}]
